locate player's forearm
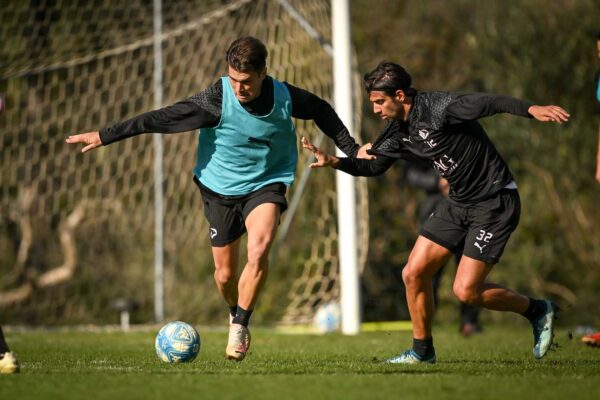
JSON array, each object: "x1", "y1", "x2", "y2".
[
  {"x1": 445, "y1": 93, "x2": 533, "y2": 123},
  {"x1": 99, "y1": 118, "x2": 146, "y2": 144},
  {"x1": 323, "y1": 125, "x2": 360, "y2": 157},
  {"x1": 488, "y1": 95, "x2": 533, "y2": 117},
  {"x1": 99, "y1": 101, "x2": 215, "y2": 145},
  {"x1": 287, "y1": 82, "x2": 360, "y2": 156},
  {"x1": 313, "y1": 109, "x2": 360, "y2": 157},
  {"x1": 335, "y1": 156, "x2": 394, "y2": 177}
]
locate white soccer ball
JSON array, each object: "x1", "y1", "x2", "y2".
[
  {"x1": 155, "y1": 321, "x2": 201, "y2": 363},
  {"x1": 314, "y1": 302, "x2": 341, "y2": 334}
]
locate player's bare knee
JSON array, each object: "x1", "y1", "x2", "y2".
[
  {"x1": 453, "y1": 285, "x2": 479, "y2": 305},
  {"x1": 402, "y1": 265, "x2": 422, "y2": 288},
  {"x1": 214, "y1": 267, "x2": 235, "y2": 286}
]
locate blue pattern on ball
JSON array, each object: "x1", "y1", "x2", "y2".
[
  {"x1": 155, "y1": 321, "x2": 201, "y2": 363},
  {"x1": 314, "y1": 302, "x2": 341, "y2": 334}
]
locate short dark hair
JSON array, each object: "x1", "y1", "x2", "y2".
[
  {"x1": 596, "y1": 32, "x2": 600, "y2": 41},
  {"x1": 225, "y1": 36, "x2": 268, "y2": 73},
  {"x1": 363, "y1": 61, "x2": 414, "y2": 96}
]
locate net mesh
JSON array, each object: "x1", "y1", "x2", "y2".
[{"x1": 0, "y1": 0, "x2": 368, "y2": 326}]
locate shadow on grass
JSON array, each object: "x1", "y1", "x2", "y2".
[
  {"x1": 443, "y1": 358, "x2": 600, "y2": 368},
  {"x1": 148, "y1": 357, "x2": 446, "y2": 376}
]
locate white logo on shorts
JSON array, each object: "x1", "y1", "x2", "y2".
[
  {"x1": 210, "y1": 228, "x2": 218, "y2": 239},
  {"x1": 474, "y1": 242, "x2": 487, "y2": 254},
  {"x1": 474, "y1": 230, "x2": 493, "y2": 254}
]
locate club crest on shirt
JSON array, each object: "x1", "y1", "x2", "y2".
[{"x1": 418, "y1": 129, "x2": 430, "y2": 140}]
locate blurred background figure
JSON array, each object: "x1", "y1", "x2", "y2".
[
  {"x1": 0, "y1": 95, "x2": 19, "y2": 374},
  {"x1": 595, "y1": 31, "x2": 600, "y2": 183},
  {"x1": 0, "y1": 326, "x2": 19, "y2": 374},
  {"x1": 582, "y1": 32, "x2": 600, "y2": 348},
  {"x1": 404, "y1": 163, "x2": 482, "y2": 337},
  {"x1": 582, "y1": 331, "x2": 600, "y2": 347}
]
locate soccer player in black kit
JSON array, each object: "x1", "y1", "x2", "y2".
[{"x1": 303, "y1": 61, "x2": 570, "y2": 364}]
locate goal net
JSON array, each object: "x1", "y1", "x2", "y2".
[{"x1": 0, "y1": 0, "x2": 368, "y2": 327}]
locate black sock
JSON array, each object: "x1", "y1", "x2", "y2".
[
  {"x1": 522, "y1": 298, "x2": 547, "y2": 322},
  {"x1": 232, "y1": 306, "x2": 253, "y2": 327},
  {"x1": 229, "y1": 305, "x2": 238, "y2": 320},
  {"x1": 0, "y1": 327, "x2": 10, "y2": 354},
  {"x1": 413, "y1": 337, "x2": 434, "y2": 358}
]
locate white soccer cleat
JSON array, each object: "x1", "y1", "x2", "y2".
[
  {"x1": 384, "y1": 349, "x2": 436, "y2": 365},
  {"x1": 0, "y1": 352, "x2": 20, "y2": 374},
  {"x1": 531, "y1": 300, "x2": 559, "y2": 359},
  {"x1": 226, "y1": 323, "x2": 251, "y2": 361}
]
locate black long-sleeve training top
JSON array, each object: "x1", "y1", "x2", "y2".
[
  {"x1": 336, "y1": 91, "x2": 533, "y2": 203},
  {"x1": 99, "y1": 77, "x2": 360, "y2": 157}
]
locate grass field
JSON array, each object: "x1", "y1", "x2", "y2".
[{"x1": 1, "y1": 324, "x2": 598, "y2": 400}]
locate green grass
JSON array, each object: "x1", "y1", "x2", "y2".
[{"x1": 1, "y1": 325, "x2": 599, "y2": 400}]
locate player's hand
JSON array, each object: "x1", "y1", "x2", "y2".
[
  {"x1": 357, "y1": 143, "x2": 376, "y2": 160},
  {"x1": 301, "y1": 137, "x2": 339, "y2": 168},
  {"x1": 66, "y1": 131, "x2": 102, "y2": 153},
  {"x1": 438, "y1": 177, "x2": 450, "y2": 197},
  {"x1": 528, "y1": 105, "x2": 570, "y2": 124}
]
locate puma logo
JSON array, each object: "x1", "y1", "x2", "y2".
[{"x1": 474, "y1": 242, "x2": 486, "y2": 254}]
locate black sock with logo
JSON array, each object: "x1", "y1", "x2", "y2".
[
  {"x1": 522, "y1": 298, "x2": 547, "y2": 322},
  {"x1": 232, "y1": 306, "x2": 253, "y2": 327},
  {"x1": 413, "y1": 337, "x2": 434, "y2": 358}
]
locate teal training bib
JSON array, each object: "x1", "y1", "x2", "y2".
[{"x1": 194, "y1": 77, "x2": 297, "y2": 195}]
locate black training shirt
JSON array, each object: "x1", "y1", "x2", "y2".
[
  {"x1": 99, "y1": 77, "x2": 359, "y2": 157},
  {"x1": 336, "y1": 91, "x2": 533, "y2": 203}
]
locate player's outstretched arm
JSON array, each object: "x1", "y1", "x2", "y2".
[
  {"x1": 527, "y1": 105, "x2": 570, "y2": 124},
  {"x1": 301, "y1": 137, "x2": 339, "y2": 169},
  {"x1": 65, "y1": 131, "x2": 102, "y2": 153}
]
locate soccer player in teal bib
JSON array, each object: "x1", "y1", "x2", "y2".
[
  {"x1": 196, "y1": 75, "x2": 297, "y2": 195},
  {"x1": 66, "y1": 37, "x2": 366, "y2": 361}
]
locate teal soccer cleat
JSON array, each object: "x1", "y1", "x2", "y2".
[
  {"x1": 384, "y1": 348, "x2": 436, "y2": 364},
  {"x1": 531, "y1": 300, "x2": 559, "y2": 359}
]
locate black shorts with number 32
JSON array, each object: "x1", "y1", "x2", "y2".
[
  {"x1": 420, "y1": 188, "x2": 521, "y2": 265},
  {"x1": 194, "y1": 176, "x2": 288, "y2": 247}
]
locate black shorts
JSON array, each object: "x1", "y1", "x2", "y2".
[
  {"x1": 420, "y1": 188, "x2": 521, "y2": 265},
  {"x1": 194, "y1": 176, "x2": 288, "y2": 247}
]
